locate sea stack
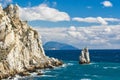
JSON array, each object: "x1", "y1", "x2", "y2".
[
  {"x1": 79, "y1": 47, "x2": 90, "y2": 64},
  {"x1": 0, "y1": 4, "x2": 62, "y2": 79}
]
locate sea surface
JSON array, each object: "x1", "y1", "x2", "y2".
[{"x1": 15, "y1": 50, "x2": 120, "y2": 80}]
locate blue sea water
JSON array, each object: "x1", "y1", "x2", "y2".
[{"x1": 17, "y1": 50, "x2": 120, "y2": 80}]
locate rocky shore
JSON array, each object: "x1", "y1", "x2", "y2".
[
  {"x1": 0, "y1": 57, "x2": 62, "y2": 79},
  {"x1": 0, "y1": 4, "x2": 63, "y2": 79}
]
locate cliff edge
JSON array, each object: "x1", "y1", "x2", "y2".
[{"x1": 0, "y1": 4, "x2": 62, "y2": 79}]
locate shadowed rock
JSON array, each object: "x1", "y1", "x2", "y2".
[
  {"x1": 18, "y1": 71, "x2": 30, "y2": 76},
  {"x1": 37, "y1": 71, "x2": 44, "y2": 75}
]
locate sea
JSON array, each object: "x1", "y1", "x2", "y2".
[{"x1": 13, "y1": 50, "x2": 120, "y2": 80}]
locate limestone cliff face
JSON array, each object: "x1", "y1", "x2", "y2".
[{"x1": 0, "y1": 4, "x2": 62, "y2": 79}]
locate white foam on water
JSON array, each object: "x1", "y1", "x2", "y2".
[
  {"x1": 54, "y1": 66, "x2": 62, "y2": 70},
  {"x1": 69, "y1": 61, "x2": 76, "y2": 63},
  {"x1": 61, "y1": 63, "x2": 67, "y2": 67},
  {"x1": 103, "y1": 66, "x2": 119, "y2": 69},
  {"x1": 92, "y1": 75, "x2": 99, "y2": 78},
  {"x1": 84, "y1": 74, "x2": 90, "y2": 76},
  {"x1": 10, "y1": 75, "x2": 22, "y2": 80},
  {"x1": 84, "y1": 74, "x2": 100, "y2": 78},
  {"x1": 67, "y1": 63, "x2": 74, "y2": 66},
  {"x1": 80, "y1": 78, "x2": 91, "y2": 80},
  {"x1": 30, "y1": 72, "x2": 37, "y2": 76},
  {"x1": 89, "y1": 62, "x2": 97, "y2": 65},
  {"x1": 44, "y1": 70, "x2": 51, "y2": 73},
  {"x1": 53, "y1": 62, "x2": 74, "y2": 70},
  {"x1": 63, "y1": 62, "x2": 74, "y2": 67},
  {"x1": 13, "y1": 77, "x2": 19, "y2": 80},
  {"x1": 41, "y1": 74, "x2": 56, "y2": 77}
]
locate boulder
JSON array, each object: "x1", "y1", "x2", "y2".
[
  {"x1": 18, "y1": 71, "x2": 30, "y2": 76},
  {"x1": 37, "y1": 72, "x2": 44, "y2": 75}
]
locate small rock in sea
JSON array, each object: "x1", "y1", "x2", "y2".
[
  {"x1": 37, "y1": 72, "x2": 44, "y2": 75},
  {"x1": 18, "y1": 71, "x2": 30, "y2": 76},
  {"x1": 48, "y1": 64, "x2": 54, "y2": 69},
  {"x1": 79, "y1": 47, "x2": 90, "y2": 64},
  {"x1": 26, "y1": 66, "x2": 37, "y2": 73}
]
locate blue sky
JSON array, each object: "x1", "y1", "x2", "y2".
[
  {"x1": 12, "y1": 0, "x2": 120, "y2": 18},
  {"x1": 14, "y1": 0, "x2": 120, "y2": 16},
  {"x1": 1, "y1": 0, "x2": 120, "y2": 49}
]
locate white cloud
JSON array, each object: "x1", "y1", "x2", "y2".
[
  {"x1": 101, "y1": 1, "x2": 113, "y2": 7},
  {"x1": 72, "y1": 17, "x2": 98, "y2": 23},
  {"x1": 97, "y1": 17, "x2": 108, "y2": 25},
  {"x1": 35, "y1": 25, "x2": 120, "y2": 49},
  {"x1": 104, "y1": 18, "x2": 120, "y2": 22},
  {"x1": 67, "y1": 31, "x2": 80, "y2": 38},
  {"x1": 104, "y1": 27, "x2": 111, "y2": 32},
  {"x1": 72, "y1": 17, "x2": 108, "y2": 25},
  {"x1": 19, "y1": 4, "x2": 70, "y2": 22},
  {"x1": 72, "y1": 17, "x2": 97, "y2": 23},
  {"x1": 72, "y1": 17, "x2": 120, "y2": 25},
  {"x1": 68, "y1": 26, "x2": 76, "y2": 31}
]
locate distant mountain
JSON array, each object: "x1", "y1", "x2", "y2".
[{"x1": 43, "y1": 41, "x2": 79, "y2": 50}]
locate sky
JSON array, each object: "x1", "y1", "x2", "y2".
[{"x1": 0, "y1": 0, "x2": 120, "y2": 49}]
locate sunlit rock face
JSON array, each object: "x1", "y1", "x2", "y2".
[
  {"x1": 0, "y1": 4, "x2": 62, "y2": 79},
  {"x1": 79, "y1": 47, "x2": 90, "y2": 64}
]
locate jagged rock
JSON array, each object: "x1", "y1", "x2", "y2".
[
  {"x1": 18, "y1": 71, "x2": 30, "y2": 76},
  {"x1": 37, "y1": 72, "x2": 44, "y2": 75},
  {"x1": 26, "y1": 66, "x2": 37, "y2": 73},
  {"x1": 79, "y1": 47, "x2": 90, "y2": 64},
  {"x1": 0, "y1": 4, "x2": 63, "y2": 79}
]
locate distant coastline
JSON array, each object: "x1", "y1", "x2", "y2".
[{"x1": 43, "y1": 41, "x2": 79, "y2": 50}]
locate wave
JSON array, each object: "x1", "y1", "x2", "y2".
[
  {"x1": 53, "y1": 62, "x2": 74, "y2": 70},
  {"x1": 92, "y1": 75, "x2": 99, "y2": 78},
  {"x1": 68, "y1": 63, "x2": 74, "y2": 66},
  {"x1": 41, "y1": 74, "x2": 56, "y2": 77},
  {"x1": 7, "y1": 71, "x2": 43, "y2": 80},
  {"x1": 8, "y1": 75, "x2": 22, "y2": 80},
  {"x1": 10, "y1": 73, "x2": 55, "y2": 79},
  {"x1": 89, "y1": 62, "x2": 97, "y2": 65},
  {"x1": 84, "y1": 74, "x2": 99, "y2": 78},
  {"x1": 80, "y1": 78, "x2": 91, "y2": 80},
  {"x1": 43, "y1": 70, "x2": 51, "y2": 73},
  {"x1": 30, "y1": 72, "x2": 37, "y2": 76},
  {"x1": 103, "y1": 66, "x2": 120, "y2": 69},
  {"x1": 61, "y1": 62, "x2": 74, "y2": 67}
]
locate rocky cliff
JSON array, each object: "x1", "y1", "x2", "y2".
[{"x1": 0, "y1": 4, "x2": 62, "y2": 79}]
